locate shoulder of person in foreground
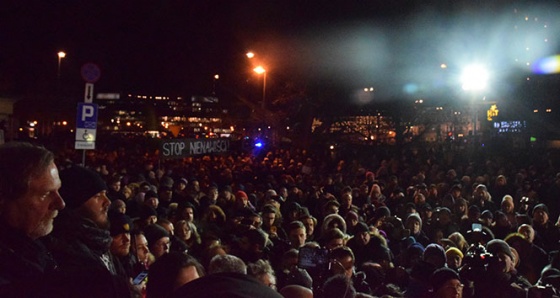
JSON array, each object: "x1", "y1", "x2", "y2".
[{"x1": 172, "y1": 272, "x2": 283, "y2": 298}]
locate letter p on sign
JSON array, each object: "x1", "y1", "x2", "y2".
[{"x1": 82, "y1": 105, "x2": 95, "y2": 121}]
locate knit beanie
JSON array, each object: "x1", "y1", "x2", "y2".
[
  {"x1": 445, "y1": 247, "x2": 464, "y2": 259},
  {"x1": 430, "y1": 267, "x2": 460, "y2": 292},
  {"x1": 59, "y1": 165, "x2": 108, "y2": 209},
  {"x1": 486, "y1": 239, "x2": 514, "y2": 261},
  {"x1": 533, "y1": 203, "x2": 549, "y2": 216},
  {"x1": 144, "y1": 224, "x2": 170, "y2": 248},
  {"x1": 423, "y1": 243, "x2": 447, "y2": 268},
  {"x1": 406, "y1": 213, "x2": 422, "y2": 228},
  {"x1": 236, "y1": 190, "x2": 248, "y2": 200},
  {"x1": 109, "y1": 212, "x2": 132, "y2": 236}
]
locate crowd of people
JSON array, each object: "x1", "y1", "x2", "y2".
[{"x1": 1, "y1": 138, "x2": 560, "y2": 298}]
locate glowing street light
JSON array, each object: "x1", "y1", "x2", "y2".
[
  {"x1": 246, "y1": 52, "x2": 255, "y2": 59},
  {"x1": 212, "y1": 74, "x2": 219, "y2": 95},
  {"x1": 253, "y1": 66, "x2": 267, "y2": 109},
  {"x1": 461, "y1": 64, "x2": 489, "y2": 91},
  {"x1": 57, "y1": 51, "x2": 66, "y2": 78},
  {"x1": 461, "y1": 64, "x2": 490, "y2": 138}
]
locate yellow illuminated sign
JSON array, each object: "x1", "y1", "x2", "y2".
[{"x1": 487, "y1": 104, "x2": 499, "y2": 121}]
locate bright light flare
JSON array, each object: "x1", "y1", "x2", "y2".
[
  {"x1": 253, "y1": 66, "x2": 266, "y2": 74},
  {"x1": 461, "y1": 64, "x2": 489, "y2": 91},
  {"x1": 532, "y1": 55, "x2": 560, "y2": 74}
]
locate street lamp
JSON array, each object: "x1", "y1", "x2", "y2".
[
  {"x1": 212, "y1": 74, "x2": 219, "y2": 95},
  {"x1": 253, "y1": 66, "x2": 266, "y2": 109},
  {"x1": 57, "y1": 51, "x2": 66, "y2": 78},
  {"x1": 461, "y1": 64, "x2": 489, "y2": 138}
]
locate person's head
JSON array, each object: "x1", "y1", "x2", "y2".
[
  {"x1": 109, "y1": 212, "x2": 133, "y2": 257},
  {"x1": 517, "y1": 224, "x2": 535, "y2": 243},
  {"x1": 120, "y1": 185, "x2": 132, "y2": 200},
  {"x1": 322, "y1": 274, "x2": 356, "y2": 298},
  {"x1": 480, "y1": 210, "x2": 493, "y2": 227},
  {"x1": 330, "y1": 246, "x2": 355, "y2": 279},
  {"x1": 447, "y1": 232, "x2": 468, "y2": 252},
  {"x1": 423, "y1": 244, "x2": 447, "y2": 269},
  {"x1": 345, "y1": 211, "x2": 359, "y2": 229},
  {"x1": 486, "y1": 239, "x2": 515, "y2": 274},
  {"x1": 288, "y1": 221, "x2": 307, "y2": 249},
  {"x1": 247, "y1": 259, "x2": 276, "y2": 290},
  {"x1": 341, "y1": 192, "x2": 352, "y2": 207},
  {"x1": 323, "y1": 228, "x2": 346, "y2": 250},
  {"x1": 109, "y1": 176, "x2": 121, "y2": 193},
  {"x1": 532, "y1": 203, "x2": 549, "y2": 225},
  {"x1": 144, "y1": 190, "x2": 159, "y2": 209},
  {"x1": 235, "y1": 190, "x2": 250, "y2": 208},
  {"x1": 501, "y1": 195, "x2": 514, "y2": 214},
  {"x1": 430, "y1": 267, "x2": 463, "y2": 298},
  {"x1": 279, "y1": 285, "x2": 313, "y2": 298},
  {"x1": 322, "y1": 213, "x2": 347, "y2": 235},
  {"x1": 144, "y1": 223, "x2": 171, "y2": 259},
  {"x1": 175, "y1": 220, "x2": 194, "y2": 242},
  {"x1": 176, "y1": 178, "x2": 188, "y2": 191},
  {"x1": 132, "y1": 231, "x2": 150, "y2": 264},
  {"x1": 178, "y1": 202, "x2": 196, "y2": 223},
  {"x1": 146, "y1": 252, "x2": 205, "y2": 298},
  {"x1": 208, "y1": 254, "x2": 247, "y2": 274},
  {"x1": 0, "y1": 142, "x2": 65, "y2": 239},
  {"x1": 110, "y1": 199, "x2": 126, "y2": 214},
  {"x1": 445, "y1": 247, "x2": 463, "y2": 270},
  {"x1": 323, "y1": 200, "x2": 340, "y2": 216},
  {"x1": 157, "y1": 218, "x2": 174, "y2": 236},
  {"x1": 261, "y1": 205, "x2": 278, "y2": 228},
  {"x1": 139, "y1": 205, "x2": 158, "y2": 226},
  {"x1": 59, "y1": 165, "x2": 110, "y2": 229},
  {"x1": 406, "y1": 213, "x2": 422, "y2": 235},
  {"x1": 207, "y1": 186, "x2": 218, "y2": 202},
  {"x1": 240, "y1": 228, "x2": 269, "y2": 254},
  {"x1": 353, "y1": 222, "x2": 372, "y2": 246}
]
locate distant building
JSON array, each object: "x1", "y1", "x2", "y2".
[
  {"x1": 0, "y1": 96, "x2": 18, "y2": 142},
  {"x1": 96, "y1": 92, "x2": 233, "y2": 138}
]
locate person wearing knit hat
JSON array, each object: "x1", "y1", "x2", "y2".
[
  {"x1": 45, "y1": 165, "x2": 132, "y2": 295},
  {"x1": 445, "y1": 247, "x2": 463, "y2": 271},
  {"x1": 345, "y1": 211, "x2": 360, "y2": 235},
  {"x1": 406, "y1": 213, "x2": 430, "y2": 247},
  {"x1": 531, "y1": 203, "x2": 560, "y2": 252},
  {"x1": 423, "y1": 243, "x2": 447, "y2": 268},
  {"x1": 144, "y1": 224, "x2": 170, "y2": 259},
  {"x1": 532, "y1": 203, "x2": 549, "y2": 224},
  {"x1": 430, "y1": 267, "x2": 463, "y2": 298},
  {"x1": 59, "y1": 165, "x2": 109, "y2": 212},
  {"x1": 234, "y1": 190, "x2": 256, "y2": 212},
  {"x1": 370, "y1": 206, "x2": 391, "y2": 228},
  {"x1": 109, "y1": 212, "x2": 133, "y2": 257},
  {"x1": 486, "y1": 239, "x2": 515, "y2": 273}
]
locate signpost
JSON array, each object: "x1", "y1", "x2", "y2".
[{"x1": 75, "y1": 63, "x2": 101, "y2": 165}]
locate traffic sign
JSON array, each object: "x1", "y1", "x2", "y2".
[
  {"x1": 81, "y1": 63, "x2": 101, "y2": 83},
  {"x1": 75, "y1": 103, "x2": 98, "y2": 150}
]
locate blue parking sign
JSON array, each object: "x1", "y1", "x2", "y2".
[{"x1": 75, "y1": 103, "x2": 98, "y2": 150}]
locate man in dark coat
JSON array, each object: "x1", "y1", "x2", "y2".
[
  {"x1": 0, "y1": 142, "x2": 66, "y2": 297},
  {"x1": 45, "y1": 165, "x2": 130, "y2": 297}
]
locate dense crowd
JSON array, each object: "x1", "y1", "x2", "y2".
[{"x1": 2, "y1": 139, "x2": 560, "y2": 297}]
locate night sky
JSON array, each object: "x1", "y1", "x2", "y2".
[{"x1": 2, "y1": 1, "x2": 559, "y2": 106}]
